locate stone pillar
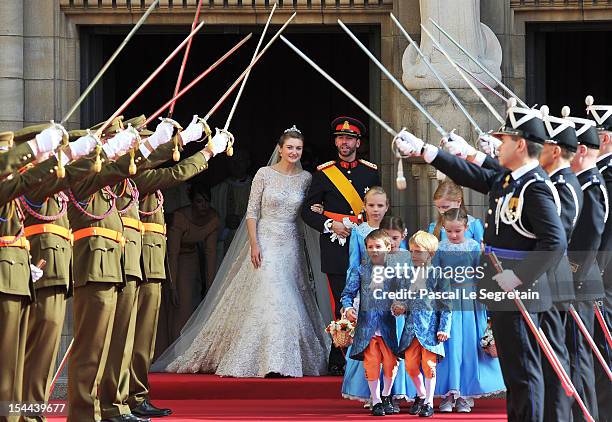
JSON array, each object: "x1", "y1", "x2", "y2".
[
  {"x1": 397, "y1": 0, "x2": 503, "y2": 232},
  {"x1": 0, "y1": 0, "x2": 24, "y2": 131}
]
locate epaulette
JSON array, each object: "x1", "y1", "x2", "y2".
[
  {"x1": 317, "y1": 160, "x2": 336, "y2": 171},
  {"x1": 591, "y1": 174, "x2": 601, "y2": 185},
  {"x1": 358, "y1": 159, "x2": 378, "y2": 170},
  {"x1": 555, "y1": 174, "x2": 566, "y2": 185}
]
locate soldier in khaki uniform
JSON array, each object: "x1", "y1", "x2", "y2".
[
  {"x1": 16, "y1": 127, "x2": 99, "y2": 422},
  {"x1": 127, "y1": 119, "x2": 230, "y2": 419},
  {"x1": 98, "y1": 116, "x2": 193, "y2": 421},
  {"x1": 66, "y1": 119, "x2": 177, "y2": 422},
  {"x1": 0, "y1": 126, "x2": 64, "y2": 179},
  {"x1": 0, "y1": 124, "x2": 70, "y2": 422}
]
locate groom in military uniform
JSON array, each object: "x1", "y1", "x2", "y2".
[{"x1": 301, "y1": 116, "x2": 380, "y2": 375}]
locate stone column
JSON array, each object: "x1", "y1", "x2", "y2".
[{"x1": 0, "y1": 0, "x2": 24, "y2": 131}]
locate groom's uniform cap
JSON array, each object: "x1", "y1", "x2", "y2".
[{"x1": 332, "y1": 116, "x2": 366, "y2": 139}]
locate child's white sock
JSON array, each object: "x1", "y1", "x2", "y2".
[
  {"x1": 424, "y1": 376, "x2": 436, "y2": 405},
  {"x1": 381, "y1": 375, "x2": 395, "y2": 396},
  {"x1": 368, "y1": 379, "x2": 382, "y2": 405},
  {"x1": 410, "y1": 373, "x2": 426, "y2": 398}
]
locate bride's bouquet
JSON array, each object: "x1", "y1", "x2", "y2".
[
  {"x1": 480, "y1": 319, "x2": 498, "y2": 358},
  {"x1": 325, "y1": 314, "x2": 355, "y2": 348}
]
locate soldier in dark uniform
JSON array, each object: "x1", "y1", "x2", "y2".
[
  {"x1": 301, "y1": 116, "x2": 380, "y2": 375},
  {"x1": 586, "y1": 96, "x2": 612, "y2": 421},
  {"x1": 538, "y1": 106, "x2": 584, "y2": 421},
  {"x1": 395, "y1": 100, "x2": 567, "y2": 422},
  {"x1": 565, "y1": 108, "x2": 609, "y2": 422}
]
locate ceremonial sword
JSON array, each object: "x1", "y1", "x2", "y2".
[
  {"x1": 167, "y1": 0, "x2": 205, "y2": 161},
  {"x1": 420, "y1": 24, "x2": 505, "y2": 125},
  {"x1": 387, "y1": 14, "x2": 483, "y2": 136},
  {"x1": 280, "y1": 35, "x2": 412, "y2": 190},
  {"x1": 568, "y1": 304, "x2": 612, "y2": 380},
  {"x1": 429, "y1": 18, "x2": 529, "y2": 109},
  {"x1": 488, "y1": 252, "x2": 595, "y2": 422}
]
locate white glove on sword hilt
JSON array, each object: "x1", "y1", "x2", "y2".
[
  {"x1": 34, "y1": 122, "x2": 68, "y2": 155},
  {"x1": 394, "y1": 129, "x2": 425, "y2": 158},
  {"x1": 207, "y1": 128, "x2": 234, "y2": 157},
  {"x1": 442, "y1": 130, "x2": 476, "y2": 159},
  {"x1": 478, "y1": 133, "x2": 502, "y2": 157},
  {"x1": 179, "y1": 115, "x2": 206, "y2": 145}
]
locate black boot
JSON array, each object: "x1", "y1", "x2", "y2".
[
  {"x1": 381, "y1": 396, "x2": 394, "y2": 415},
  {"x1": 371, "y1": 402, "x2": 386, "y2": 416},
  {"x1": 407, "y1": 396, "x2": 424, "y2": 415}
]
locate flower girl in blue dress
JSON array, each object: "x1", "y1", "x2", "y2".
[{"x1": 432, "y1": 207, "x2": 505, "y2": 413}]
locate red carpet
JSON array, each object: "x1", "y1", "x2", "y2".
[{"x1": 47, "y1": 374, "x2": 508, "y2": 421}]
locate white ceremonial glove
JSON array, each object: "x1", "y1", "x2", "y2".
[
  {"x1": 492, "y1": 269, "x2": 523, "y2": 292},
  {"x1": 102, "y1": 125, "x2": 139, "y2": 159},
  {"x1": 442, "y1": 132, "x2": 476, "y2": 159},
  {"x1": 69, "y1": 133, "x2": 98, "y2": 160},
  {"x1": 30, "y1": 264, "x2": 43, "y2": 283},
  {"x1": 146, "y1": 120, "x2": 176, "y2": 150},
  {"x1": 206, "y1": 128, "x2": 231, "y2": 156},
  {"x1": 179, "y1": 115, "x2": 204, "y2": 145},
  {"x1": 34, "y1": 124, "x2": 66, "y2": 154},
  {"x1": 394, "y1": 129, "x2": 424, "y2": 157},
  {"x1": 478, "y1": 133, "x2": 502, "y2": 157}
]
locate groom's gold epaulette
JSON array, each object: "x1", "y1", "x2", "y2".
[
  {"x1": 358, "y1": 159, "x2": 377, "y2": 170},
  {"x1": 317, "y1": 161, "x2": 336, "y2": 171}
]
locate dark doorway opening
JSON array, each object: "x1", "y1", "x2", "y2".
[
  {"x1": 526, "y1": 22, "x2": 612, "y2": 117},
  {"x1": 79, "y1": 25, "x2": 379, "y2": 187}
]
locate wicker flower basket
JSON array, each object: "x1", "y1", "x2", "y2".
[
  {"x1": 325, "y1": 313, "x2": 355, "y2": 348},
  {"x1": 484, "y1": 342, "x2": 498, "y2": 358},
  {"x1": 481, "y1": 319, "x2": 498, "y2": 358}
]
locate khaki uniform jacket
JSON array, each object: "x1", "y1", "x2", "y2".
[
  {"x1": 135, "y1": 149, "x2": 209, "y2": 282},
  {"x1": 0, "y1": 143, "x2": 36, "y2": 179}
]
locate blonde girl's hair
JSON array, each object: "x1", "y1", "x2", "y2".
[
  {"x1": 364, "y1": 186, "x2": 389, "y2": 205},
  {"x1": 408, "y1": 230, "x2": 439, "y2": 254},
  {"x1": 432, "y1": 179, "x2": 468, "y2": 239}
]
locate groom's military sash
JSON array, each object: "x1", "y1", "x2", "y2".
[{"x1": 320, "y1": 163, "x2": 364, "y2": 218}]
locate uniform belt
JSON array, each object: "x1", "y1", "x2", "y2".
[
  {"x1": 143, "y1": 223, "x2": 166, "y2": 235},
  {"x1": 323, "y1": 211, "x2": 360, "y2": 224},
  {"x1": 25, "y1": 223, "x2": 73, "y2": 244},
  {"x1": 73, "y1": 227, "x2": 126, "y2": 247},
  {"x1": 484, "y1": 245, "x2": 528, "y2": 260},
  {"x1": 121, "y1": 217, "x2": 145, "y2": 234},
  {"x1": 0, "y1": 236, "x2": 30, "y2": 250}
]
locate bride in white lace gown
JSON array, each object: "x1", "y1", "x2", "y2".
[{"x1": 153, "y1": 127, "x2": 330, "y2": 377}]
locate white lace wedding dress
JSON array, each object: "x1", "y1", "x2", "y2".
[{"x1": 156, "y1": 166, "x2": 330, "y2": 377}]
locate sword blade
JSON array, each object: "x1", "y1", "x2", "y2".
[
  {"x1": 141, "y1": 33, "x2": 253, "y2": 129},
  {"x1": 429, "y1": 18, "x2": 529, "y2": 108},
  {"x1": 224, "y1": 3, "x2": 277, "y2": 131},
  {"x1": 421, "y1": 24, "x2": 505, "y2": 125},
  {"x1": 388, "y1": 14, "x2": 481, "y2": 135},
  {"x1": 60, "y1": 0, "x2": 160, "y2": 125},
  {"x1": 450, "y1": 57, "x2": 508, "y2": 102},
  {"x1": 281, "y1": 35, "x2": 397, "y2": 139},
  {"x1": 338, "y1": 18, "x2": 446, "y2": 138},
  {"x1": 96, "y1": 20, "x2": 206, "y2": 139},
  {"x1": 203, "y1": 13, "x2": 296, "y2": 122},
  {"x1": 569, "y1": 304, "x2": 612, "y2": 381},
  {"x1": 168, "y1": 0, "x2": 205, "y2": 118}
]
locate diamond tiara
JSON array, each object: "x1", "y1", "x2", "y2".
[{"x1": 284, "y1": 124, "x2": 302, "y2": 135}]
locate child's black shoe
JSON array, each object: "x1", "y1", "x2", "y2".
[
  {"x1": 381, "y1": 396, "x2": 394, "y2": 415},
  {"x1": 418, "y1": 403, "x2": 434, "y2": 417},
  {"x1": 407, "y1": 396, "x2": 424, "y2": 415},
  {"x1": 391, "y1": 397, "x2": 401, "y2": 414},
  {"x1": 372, "y1": 402, "x2": 386, "y2": 416}
]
